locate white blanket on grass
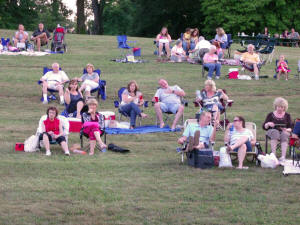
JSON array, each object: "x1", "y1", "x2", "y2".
[{"x1": 0, "y1": 51, "x2": 50, "y2": 56}]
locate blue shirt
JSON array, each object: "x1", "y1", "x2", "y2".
[{"x1": 182, "y1": 123, "x2": 213, "y2": 144}]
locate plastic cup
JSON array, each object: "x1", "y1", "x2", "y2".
[
  {"x1": 155, "y1": 96, "x2": 159, "y2": 102},
  {"x1": 139, "y1": 95, "x2": 143, "y2": 100}
]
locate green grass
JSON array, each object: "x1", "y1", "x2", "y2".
[{"x1": 0, "y1": 29, "x2": 300, "y2": 225}]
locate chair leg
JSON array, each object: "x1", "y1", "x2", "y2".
[{"x1": 265, "y1": 135, "x2": 268, "y2": 154}]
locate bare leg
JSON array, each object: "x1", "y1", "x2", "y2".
[
  {"x1": 171, "y1": 105, "x2": 184, "y2": 130},
  {"x1": 14, "y1": 39, "x2": 18, "y2": 47},
  {"x1": 281, "y1": 142, "x2": 288, "y2": 159},
  {"x1": 85, "y1": 90, "x2": 91, "y2": 98},
  {"x1": 270, "y1": 139, "x2": 278, "y2": 154},
  {"x1": 89, "y1": 140, "x2": 96, "y2": 155},
  {"x1": 229, "y1": 136, "x2": 248, "y2": 150},
  {"x1": 165, "y1": 43, "x2": 171, "y2": 58},
  {"x1": 277, "y1": 71, "x2": 282, "y2": 80},
  {"x1": 60, "y1": 141, "x2": 69, "y2": 154},
  {"x1": 43, "y1": 134, "x2": 50, "y2": 151},
  {"x1": 158, "y1": 43, "x2": 163, "y2": 57},
  {"x1": 57, "y1": 85, "x2": 64, "y2": 98},
  {"x1": 253, "y1": 63, "x2": 259, "y2": 76},
  {"x1": 284, "y1": 71, "x2": 288, "y2": 80},
  {"x1": 36, "y1": 37, "x2": 41, "y2": 51},
  {"x1": 94, "y1": 131, "x2": 107, "y2": 149},
  {"x1": 42, "y1": 82, "x2": 48, "y2": 94},
  {"x1": 154, "y1": 103, "x2": 164, "y2": 128},
  {"x1": 237, "y1": 144, "x2": 247, "y2": 168},
  {"x1": 76, "y1": 101, "x2": 84, "y2": 119}
]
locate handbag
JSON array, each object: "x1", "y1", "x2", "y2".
[
  {"x1": 24, "y1": 135, "x2": 39, "y2": 152},
  {"x1": 187, "y1": 149, "x2": 214, "y2": 169}
]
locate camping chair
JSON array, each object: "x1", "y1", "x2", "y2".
[
  {"x1": 113, "y1": 87, "x2": 149, "y2": 126},
  {"x1": 82, "y1": 68, "x2": 106, "y2": 100},
  {"x1": 228, "y1": 122, "x2": 260, "y2": 165},
  {"x1": 177, "y1": 119, "x2": 215, "y2": 163},
  {"x1": 239, "y1": 59, "x2": 266, "y2": 79},
  {"x1": 37, "y1": 67, "x2": 68, "y2": 102},
  {"x1": 273, "y1": 59, "x2": 289, "y2": 79},
  {"x1": 258, "y1": 38, "x2": 275, "y2": 64},
  {"x1": 117, "y1": 35, "x2": 136, "y2": 58},
  {"x1": 36, "y1": 115, "x2": 69, "y2": 149},
  {"x1": 193, "y1": 89, "x2": 233, "y2": 131},
  {"x1": 80, "y1": 114, "x2": 107, "y2": 150},
  {"x1": 51, "y1": 27, "x2": 67, "y2": 53},
  {"x1": 225, "y1": 34, "x2": 233, "y2": 58},
  {"x1": 289, "y1": 137, "x2": 300, "y2": 167},
  {"x1": 153, "y1": 40, "x2": 174, "y2": 56},
  {"x1": 237, "y1": 37, "x2": 263, "y2": 53},
  {"x1": 154, "y1": 96, "x2": 188, "y2": 129}
]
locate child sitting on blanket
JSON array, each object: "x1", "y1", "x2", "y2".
[{"x1": 276, "y1": 55, "x2": 290, "y2": 81}]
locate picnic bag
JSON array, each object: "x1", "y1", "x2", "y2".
[
  {"x1": 219, "y1": 147, "x2": 233, "y2": 168},
  {"x1": 24, "y1": 135, "x2": 39, "y2": 152},
  {"x1": 187, "y1": 149, "x2": 214, "y2": 169}
]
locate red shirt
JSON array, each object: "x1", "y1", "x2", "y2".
[{"x1": 44, "y1": 118, "x2": 60, "y2": 135}]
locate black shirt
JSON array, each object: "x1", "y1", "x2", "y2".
[{"x1": 32, "y1": 28, "x2": 51, "y2": 38}]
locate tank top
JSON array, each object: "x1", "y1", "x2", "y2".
[{"x1": 43, "y1": 118, "x2": 60, "y2": 135}]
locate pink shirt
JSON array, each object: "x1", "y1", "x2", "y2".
[{"x1": 203, "y1": 53, "x2": 218, "y2": 63}]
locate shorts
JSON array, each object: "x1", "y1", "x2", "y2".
[
  {"x1": 160, "y1": 102, "x2": 180, "y2": 114},
  {"x1": 47, "y1": 81, "x2": 61, "y2": 90},
  {"x1": 39, "y1": 132, "x2": 66, "y2": 145},
  {"x1": 266, "y1": 129, "x2": 289, "y2": 142},
  {"x1": 233, "y1": 140, "x2": 252, "y2": 152}
]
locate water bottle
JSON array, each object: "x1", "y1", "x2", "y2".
[
  {"x1": 101, "y1": 148, "x2": 107, "y2": 153},
  {"x1": 73, "y1": 150, "x2": 87, "y2": 155}
]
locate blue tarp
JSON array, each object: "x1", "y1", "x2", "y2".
[{"x1": 105, "y1": 125, "x2": 180, "y2": 135}]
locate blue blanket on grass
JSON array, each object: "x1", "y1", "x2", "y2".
[{"x1": 105, "y1": 125, "x2": 180, "y2": 135}]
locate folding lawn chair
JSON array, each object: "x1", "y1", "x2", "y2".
[
  {"x1": 193, "y1": 89, "x2": 233, "y2": 131},
  {"x1": 225, "y1": 34, "x2": 233, "y2": 58},
  {"x1": 117, "y1": 35, "x2": 136, "y2": 58},
  {"x1": 228, "y1": 122, "x2": 261, "y2": 165},
  {"x1": 258, "y1": 38, "x2": 275, "y2": 64},
  {"x1": 113, "y1": 87, "x2": 149, "y2": 126},
  {"x1": 37, "y1": 67, "x2": 67, "y2": 103},
  {"x1": 273, "y1": 59, "x2": 289, "y2": 79},
  {"x1": 82, "y1": 68, "x2": 106, "y2": 100}
]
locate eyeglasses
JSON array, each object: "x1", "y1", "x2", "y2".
[{"x1": 233, "y1": 119, "x2": 240, "y2": 122}]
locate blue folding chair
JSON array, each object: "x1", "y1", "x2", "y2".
[
  {"x1": 37, "y1": 67, "x2": 66, "y2": 102},
  {"x1": 113, "y1": 87, "x2": 148, "y2": 126},
  {"x1": 82, "y1": 68, "x2": 106, "y2": 100},
  {"x1": 117, "y1": 35, "x2": 136, "y2": 58},
  {"x1": 225, "y1": 34, "x2": 233, "y2": 58}
]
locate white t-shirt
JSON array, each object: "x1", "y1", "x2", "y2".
[
  {"x1": 171, "y1": 45, "x2": 185, "y2": 56},
  {"x1": 42, "y1": 71, "x2": 69, "y2": 83},
  {"x1": 155, "y1": 85, "x2": 182, "y2": 104},
  {"x1": 230, "y1": 128, "x2": 253, "y2": 145},
  {"x1": 195, "y1": 40, "x2": 211, "y2": 50},
  {"x1": 120, "y1": 89, "x2": 141, "y2": 106}
]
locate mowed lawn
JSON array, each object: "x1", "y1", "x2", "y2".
[{"x1": 0, "y1": 29, "x2": 300, "y2": 225}]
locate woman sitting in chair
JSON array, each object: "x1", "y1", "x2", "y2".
[
  {"x1": 76, "y1": 63, "x2": 99, "y2": 98},
  {"x1": 224, "y1": 116, "x2": 255, "y2": 169},
  {"x1": 82, "y1": 98, "x2": 107, "y2": 155},
  {"x1": 195, "y1": 80, "x2": 228, "y2": 122},
  {"x1": 214, "y1": 27, "x2": 228, "y2": 53},
  {"x1": 40, "y1": 106, "x2": 70, "y2": 156},
  {"x1": 64, "y1": 79, "x2": 84, "y2": 119},
  {"x1": 263, "y1": 97, "x2": 292, "y2": 162},
  {"x1": 120, "y1": 80, "x2": 148, "y2": 129},
  {"x1": 203, "y1": 45, "x2": 222, "y2": 79},
  {"x1": 156, "y1": 27, "x2": 172, "y2": 60}
]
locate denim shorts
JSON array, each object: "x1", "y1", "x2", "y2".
[
  {"x1": 160, "y1": 102, "x2": 180, "y2": 114},
  {"x1": 233, "y1": 140, "x2": 252, "y2": 152}
]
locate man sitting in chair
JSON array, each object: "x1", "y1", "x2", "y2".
[
  {"x1": 31, "y1": 23, "x2": 51, "y2": 51},
  {"x1": 40, "y1": 62, "x2": 69, "y2": 105},
  {"x1": 177, "y1": 111, "x2": 218, "y2": 150},
  {"x1": 153, "y1": 79, "x2": 185, "y2": 130},
  {"x1": 240, "y1": 44, "x2": 261, "y2": 80},
  {"x1": 14, "y1": 24, "x2": 28, "y2": 48}
]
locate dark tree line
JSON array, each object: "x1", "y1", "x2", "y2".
[{"x1": 1, "y1": 0, "x2": 300, "y2": 38}]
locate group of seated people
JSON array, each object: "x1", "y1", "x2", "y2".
[
  {"x1": 11, "y1": 23, "x2": 62, "y2": 51},
  {"x1": 155, "y1": 26, "x2": 229, "y2": 63}
]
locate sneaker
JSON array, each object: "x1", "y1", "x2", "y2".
[
  {"x1": 43, "y1": 100, "x2": 48, "y2": 104},
  {"x1": 65, "y1": 150, "x2": 70, "y2": 156},
  {"x1": 255, "y1": 75, "x2": 259, "y2": 80},
  {"x1": 45, "y1": 150, "x2": 51, "y2": 156},
  {"x1": 279, "y1": 156, "x2": 285, "y2": 163},
  {"x1": 216, "y1": 76, "x2": 220, "y2": 80}
]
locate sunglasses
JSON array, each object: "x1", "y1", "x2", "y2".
[{"x1": 233, "y1": 119, "x2": 240, "y2": 122}]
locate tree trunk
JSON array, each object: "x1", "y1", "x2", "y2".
[
  {"x1": 76, "y1": 0, "x2": 86, "y2": 34},
  {"x1": 91, "y1": 0, "x2": 105, "y2": 35}
]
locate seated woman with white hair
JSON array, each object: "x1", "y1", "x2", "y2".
[
  {"x1": 263, "y1": 97, "x2": 292, "y2": 162},
  {"x1": 170, "y1": 40, "x2": 187, "y2": 62},
  {"x1": 76, "y1": 63, "x2": 99, "y2": 98},
  {"x1": 203, "y1": 45, "x2": 222, "y2": 79}
]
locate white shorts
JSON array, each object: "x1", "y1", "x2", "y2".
[
  {"x1": 47, "y1": 81, "x2": 61, "y2": 90},
  {"x1": 82, "y1": 80, "x2": 99, "y2": 92}
]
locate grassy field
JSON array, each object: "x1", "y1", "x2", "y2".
[{"x1": 0, "y1": 29, "x2": 300, "y2": 225}]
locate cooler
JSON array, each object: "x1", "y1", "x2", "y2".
[
  {"x1": 99, "y1": 111, "x2": 116, "y2": 127},
  {"x1": 68, "y1": 118, "x2": 82, "y2": 133},
  {"x1": 228, "y1": 68, "x2": 239, "y2": 79}
]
